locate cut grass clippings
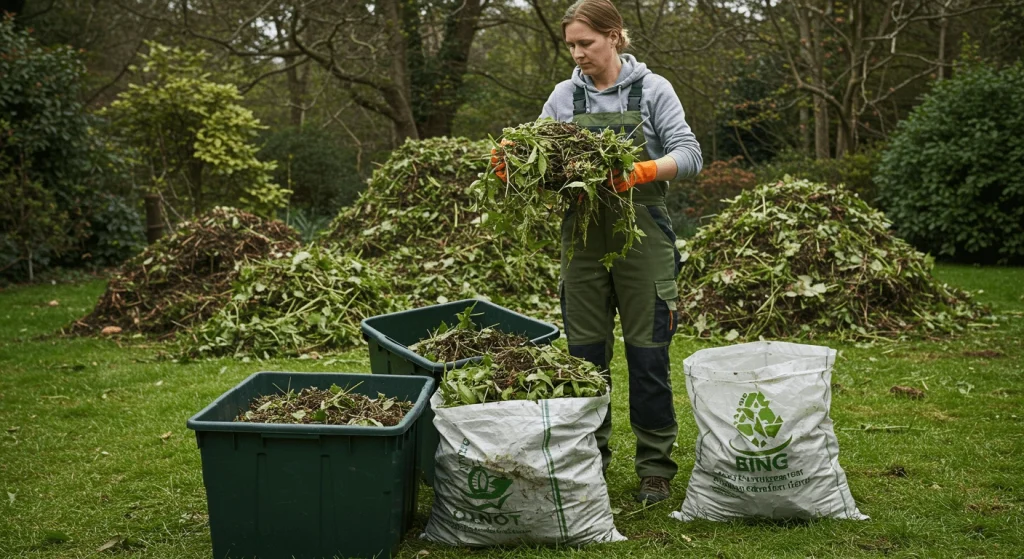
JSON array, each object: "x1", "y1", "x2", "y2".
[{"x1": 0, "y1": 264, "x2": 1022, "y2": 558}]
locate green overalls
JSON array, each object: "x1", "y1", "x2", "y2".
[{"x1": 560, "y1": 78, "x2": 681, "y2": 480}]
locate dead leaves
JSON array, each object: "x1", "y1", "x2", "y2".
[{"x1": 890, "y1": 385, "x2": 926, "y2": 399}]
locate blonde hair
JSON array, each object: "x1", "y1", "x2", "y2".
[{"x1": 562, "y1": 0, "x2": 631, "y2": 53}]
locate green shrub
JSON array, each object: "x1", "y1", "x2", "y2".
[
  {"x1": 260, "y1": 127, "x2": 363, "y2": 218},
  {"x1": 76, "y1": 192, "x2": 145, "y2": 267},
  {"x1": 102, "y1": 43, "x2": 289, "y2": 218},
  {"x1": 876, "y1": 59, "x2": 1024, "y2": 264},
  {"x1": 756, "y1": 148, "x2": 882, "y2": 204},
  {"x1": 0, "y1": 16, "x2": 93, "y2": 280}
]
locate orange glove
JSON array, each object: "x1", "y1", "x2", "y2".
[
  {"x1": 609, "y1": 160, "x2": 659, "y2": 192},
  {"x1": 489, "y1": 139, "x2": 515, "y2": 182}
]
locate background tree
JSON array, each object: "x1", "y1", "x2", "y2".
[
  {"x1": 102, "y1": 42, "x2": 290, "y2": 224},
  {"x1": 180, "y1": 0, "x2": 489, "y2": 142},
  {"x1": 753, "y1": 0, "x2": 1006, "y2": 158}
]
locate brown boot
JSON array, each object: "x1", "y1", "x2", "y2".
[{"x1": 635, "y1": 476, "x2": 671, "y2": 504}]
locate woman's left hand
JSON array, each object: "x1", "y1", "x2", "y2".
[{"x1": 608, "y1": 160, "x2": 659, "y2": 192}]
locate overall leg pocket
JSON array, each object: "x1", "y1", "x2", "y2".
[{"x1": 653, "y1": 280, "x2": 679, "y2": 344}]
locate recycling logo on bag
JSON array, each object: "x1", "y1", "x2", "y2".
[
  {"x1": 729, "y1": 392, "x2": 792, "y2": 472},
  {"x1": 460, "y1": 466, "x2": 513, "y2": 511}
]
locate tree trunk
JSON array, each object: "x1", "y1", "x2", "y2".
[
  {"x1": 286, "y1": 59, "x2": 307, "y2": 127},
  {"x1": 798, "y1": 2, "x2": 831, "y2": 159},
  {"x1": 835, "y1": 118, "x2": 848, "y2": 158},
  {"x1": 188, "y1": 159, "x2": 204, "y2": 216},
  {"x1": 144, "y1": 193, "x2": 165, "y2": 244},
  {"x1": 814, "y1": 95, "x2": 831, "y2": 159},
  {"x1": 938, "y1": 15, "x2": 948, "y2": 80},
  {"x1": 407, "y1": 0, "x2": 486, "y2": 138},
  {"x1": 382, "y1": 0, "x2": 419, "y2": 143},
  {"x1": 800, "y1": 103, "x2": 811, "y2": 154}
]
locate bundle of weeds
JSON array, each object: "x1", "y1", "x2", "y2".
[
  {"x1": 676, "y1": 177, "x2": 987, "y2": 340},
  {"x1": 479, "y1": 119, "x2": 646, "y2": 270},
  {"x1": 440, "y1": 345, "x2": 608, "y2": 407},
  {"x1": 180, "y1": 245, "x2": 404, "y2": 360},
  {"x1": 72, "y1": 207, "x2": 298, "y2": 336},
  {"x1": 322, "y1": 137, "x2": 560, "y2": 319},
  {"x1": 237, "y1": 383, "x2": 412, "y2": 427},
  {"x1": 409, "y1": 303, "x2": 528, "y2": 363}
]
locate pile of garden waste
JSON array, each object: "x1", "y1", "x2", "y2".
[
  {"x1": 73, "y1": 207, "x2": 298, "y2": 336},
  {"x1": 675, "y1": 177, "x2": 987, "y2": 340},
  {"x1": 323, "y1": 136, "x2": 561, "y2": 317},
  {"x1": 179, "y1": 245, "x2": 401, "y2": 359}
]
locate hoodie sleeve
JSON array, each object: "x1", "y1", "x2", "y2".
[
  {"x1": 539, "y1": 80, "x2": 575, "y2": 122},
  {"x1": 646, "y1": 76, "x2": 703, "y2": 180}
]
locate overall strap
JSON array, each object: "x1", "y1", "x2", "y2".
[
  {"x1": 572, "y1": 86, "x2": 587, "y2": 116},
  {"x1": 627, "y1": 78, "x2": 644, "y2": 112},
  {"x1": 572, "y1": 77, "x2": 645, "y2": 116}
]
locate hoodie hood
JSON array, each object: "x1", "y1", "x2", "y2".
[{"x1": 571, "y1": 54, "x2": 651, "y2": 93}]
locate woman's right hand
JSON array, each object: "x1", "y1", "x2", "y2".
[{"x1": 489, "y1": 139, "x2": 514, "y2": 182}]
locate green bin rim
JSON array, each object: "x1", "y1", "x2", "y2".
[
  {"x1": 359, "y1": 298, "x2": 560, "y2": 375},
  {"x1": 185, "y1": 371, "x2": 434, "y2": 437}
]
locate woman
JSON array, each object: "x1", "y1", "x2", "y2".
[{"x1": 532, "y1": 0, "x2": 702, "y2": 504}]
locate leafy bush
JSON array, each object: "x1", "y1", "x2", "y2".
[
  {"x1": 260, "y1": 127, "x2": 363, "y2": 218},
  {"x1": 102, "y1": 43, "x2": 290, "y2": 218},
  {"x1": 876, "y1": 59, "x2": 1024, "y2": 264},
  {"x1": 0, "y1": 16, "x2": 93, "y2": 280},
  {"x1": 667, "y1": 157, "x2": 756, "y2": 237},
  {"x1": 284, "y1": 207, "x2": 334, "y2": 244},
  {"x1": 76, "y1": 191, "x2": 145, "y2": 267},
  {"x1": 0, "y1": 166, "x2": 67, "y2": 279},
  {"x1": 757, "y1": 148, "x2": 882, "y2": 204}
]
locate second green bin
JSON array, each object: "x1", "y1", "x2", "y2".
[{"x1": 360, "y1": 298, "x2": 560, "y2": 485}]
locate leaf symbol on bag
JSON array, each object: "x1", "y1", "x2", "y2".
[
  {"x1": 733, "y1": 391, "x2": 784, "y2": 448},
  {"x1": 462, "y1": 466, "x2": 513, "y2": 509}
]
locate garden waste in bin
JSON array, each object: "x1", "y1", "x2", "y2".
[
  {"x1": 360, "y1": 298, "x2": 559, "y2": 486},
  {"x1": 186, "y1": 371, "x2": 434, "y2": 559}
]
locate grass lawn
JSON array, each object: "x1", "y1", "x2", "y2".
[{"x1": 1, "y1": 264, "x2": 1022, "y2": 558}]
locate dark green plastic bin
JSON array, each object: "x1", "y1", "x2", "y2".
[
  {"x1": 360, "y1": 298, "x2": 560, "y2": 486},
  {"x1": 186, "y1": 371, "x2": 433, "y2": 559}
]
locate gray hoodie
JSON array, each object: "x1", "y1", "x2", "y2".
[{"x1": 540, "y1": 54, "x2": 702, "y2": 181}]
